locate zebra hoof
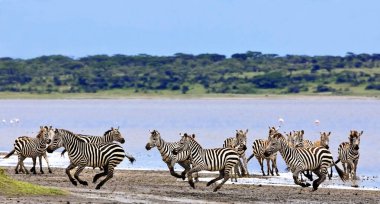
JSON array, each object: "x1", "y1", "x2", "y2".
[
  {"x1": 213, "y1": 187, "x2": 219, "y2": 192},
  {"x1": 80, "y1": 181, "x2": 88, "y2": 186},
  {"x1": 49, "y1": 170, "x2": 52, "y2": 173},
  {"x1": 40, "y1": 171, "x2": 45, "y2": 174},
  {"x1": 71, "y1": 180, "x2": 78, "y2": 186},
  {"x1": 95, "y1": 185, "x2": 101, "y2": 190},
  {"x1": 351, "y1": 184, "x2": 359, "y2": 188}
]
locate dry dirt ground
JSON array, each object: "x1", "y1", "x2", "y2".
[{"x1": 0, "y1": 167, "x2": 379, "y2": 204}]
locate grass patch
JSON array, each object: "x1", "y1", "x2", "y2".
[{"x1": 0, "y1": 168, "x2": 66, "y2": 196}]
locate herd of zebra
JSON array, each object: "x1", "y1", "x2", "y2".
[{"x1": 2, "y1": 125, "x2": 362, "y2": 192}]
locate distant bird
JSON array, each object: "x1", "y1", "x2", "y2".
[
  {"x1": 314, "y1": 119, "x2": 320, "y2": 126},
  {"x1": 278, "y1": 117, "x2": 284, "y2": 124},
  {"x1": 1, "y1": 119, "x2": 6, "y2": 124}
]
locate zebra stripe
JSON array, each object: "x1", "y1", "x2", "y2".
[
  {"x1": 247, "y1": 139, "x2": 279, "y2": 176},
  {"x1": 47, "y1": 128, "x2": 133, "y2": 189},
  {"x1": 335, "y1": 130, "x2": 362, "y2": 187},
  {"x1": 60, "y1": 127, "x2": 125, "y2": 157},
  {"x1": 264, "y1": 133, "x2": 347, "y2": 191},
  {"x1": 3, "y1": 126, "x2": 53, "y2": 174},
  {"x1": 173, "y1": 133, "x2": 240, "y2": 192},
  {"x1": 145, "y1": 130, "x2": 197, "y2": 180},
  {"x1": 223, "y1": 129, "x2": 249, "y2": 178}
]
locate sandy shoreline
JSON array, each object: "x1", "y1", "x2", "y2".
[{"x1": 1, "y1": 166, "x2": 379, "y2": 203}]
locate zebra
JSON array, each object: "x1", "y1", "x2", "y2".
[
  {"x1": 314, "y1": 131, "x2": 332, "y2": 179},
  {"x1": 223, "y1": 129, "x2": 249, "y2": 179},
  {"x1": 145, "y1": 130, "x2": 198, "y2": 181},
  {"x1": 264, "y1": 132, "x2": 347, "y2": 191},
  {"x1": 172, "y1": 133, "x2": 240, "y2": 192},
  {"x1": 335, "y1": 130, "x2": 362, "y2": 187},
  {"x1": 46, "y1": 128, "x2": 135, "y2": 189},
  {"x1": 294, "y1": 130, "x2": 313, "y2": 148},
  {"x1": 60, "y1": 127, "x2": 125, "y2": 157},
  {"x1": 247, "y1": 126, "x2": 280, "y2": 176},
  {"x1": 3, "y1": 126, "x2": 53, "y2": 174}
]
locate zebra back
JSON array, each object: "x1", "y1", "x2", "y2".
[{"x1": 78, "y1": 127, "x2": 125, "y2": 144}]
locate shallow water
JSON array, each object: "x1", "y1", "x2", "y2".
[{"x1": 0, "y1": 98, "x2": 379, "y2": 182}]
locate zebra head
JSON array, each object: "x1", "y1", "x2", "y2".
[
  {"x1": 320, "y1": 131, "x2": 331, "y2": 149},
  {"x1": 293, "y1": 130, "x2": 305, "y2": 148},
  {"x1": 145, "y1": 130, "x2": 161, "y2": 150},
  {"x1": 47, "y1": 128, "x2": 64, "y2": 153},
  {"x1": 268, "y1": 126, "x2": 279, "y2": 139},
  {"x1": 105, "y1": 127, "x2": 125, "y2": 144},
  {"x1": 235, "y1": 129, "x2": 248, "y2": 151},
  {"x1": 172, "y1": 133, "x2": 195, "y2": 155},
  {"x1": 37, "y1": 126, "x2": 52, "y2": 144},
  {"x1": 264, "y1": 133, "x2": 283, "y2": 157},
  {"x1": 349, "y1": 130, "x2": 363, "y2": 151},
  {"x1": 286, "y1": 131, "x2": 295, "y2": 148}
]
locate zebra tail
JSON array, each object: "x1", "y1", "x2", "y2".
[
  {"x1": 333, "y1": 163, "x2": 347, "y2": 182},
  {"x1": 125, "y1": 154, "x2": 136, "y2": 164},
  {"x1": 247, "y1": 153, "x2": 254, "y2": 162},
  {"x1": 3, "y1": 149, "x2": 15, "y2": 159},
  {"x1": 334, "y1": 158, "x2": 341, "y2": 164}
]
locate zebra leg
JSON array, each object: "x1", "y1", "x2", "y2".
[
  {"x1": 347, "y1": 161, "x2": 358, "y2": 187},
  {"x1": 93, "y1": 165, "x2": 109, "y2": 183},
  {"x1": 353, "y1": 159, "x2": 359, "y2": 180},
  {"x1": 293, "y1": 168, "x2": 311, "y2": 187},
  {"x1": 39, "y1": 156, "x2": 44, "y2": 174},
  {"x1": 213, "y1": 170, "x2": 229, "y2": 192},
  {"x1": 266, "y1": 159, "x2": 272, "y2": 176},
  {"x1": 30, "y1": 157, "x2": 37, "y2": 174},
  {"x1": 167, "y1": 163, "x2": 183, "y2": 179},
  {"x1": 328, "y1": 166, "x2": 333, "y2": 180},
  {"x1": 272, "y1": 157, "x2": 280, "y2": 176},
  {"x1": 43, "y1": 153, "x2": 52, "y2": 173},
  {"x1": 74, "y1": 166, "x2": 88, "y2": 186},
  {"x1": 241, "y1": 155, "x2": 249, "y2": 176},
  {"x1": 208, "y1": 170, "x2": 225, "y2": 186},
  {"x1": 65, "y1": 163, "x2": 78, "y2": 186},
  {"x1": 187, "y1": 166, "x2": 202, "y2": 189},
  {"x1": 178, "y1": 161, "x2": 191, "y2": 181},
  {"x1": 311, "y1": 168, "x2": 327, "y2": 191},
  {"x1": 95, "y1": 166, "x2": 114, "y2": 189},
  {"x1": 303, "y1": 170, "x2": 313, "y2": 181},
  {"x1": 257, "y1": 157, "x2": 265, "y2": 176}
]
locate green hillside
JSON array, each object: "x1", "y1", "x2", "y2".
[{"x1": 1, "y1": 52, "x2": 379, "y2": 97}]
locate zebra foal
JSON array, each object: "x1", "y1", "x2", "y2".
[
  {"x1": 3, "y1": 126, "x2": 53, "y2": 174},
  {"x1": 264, "y1": 133, "x2": 347, "y2": 191},
  {"x1": 335, "y1": 130, "x2": 362, "y2": 187},
  {"x1": 172, "y1": 133, "x2": 240, "y2": 192},
  {"x1": 47, "y1": 128, "x2": 135, "y2": 189}
]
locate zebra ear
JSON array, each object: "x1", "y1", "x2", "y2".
[
  {"x1": 117, "y1": 126, "x2": 120, "y2": 130},
  {"x1": 192, "y1": 134, "x2": 195, "y2": 138},
  {"x1": 360, "y1": 131, "x2": 363, "y2": 136},
  {"x1": 301, "y1": 130, "x2": 304, "y2": 134},
  {"x1": 245, "y1": 129, "x2": 248, "y2": 134},
  {"x1": 328, "y1": 132, "x2": 331, "y2": 136}
]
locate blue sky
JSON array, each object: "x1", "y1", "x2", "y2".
[{"x1": 0, "y1": 0, "x2": 379, "y2": 59}]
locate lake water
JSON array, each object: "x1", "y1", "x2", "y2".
[{"x1": 0, "y1": 98, "x2": 379, "y2": 187}]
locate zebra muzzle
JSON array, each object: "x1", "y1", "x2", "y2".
[{"x1": 145, "y1": 143, "x2": 152, "y2": 150}]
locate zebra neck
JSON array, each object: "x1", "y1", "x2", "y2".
[
  {"x1": 279, "y1": 139, "x2": 295, "y2": 165},
  {"x1": 156, "y1": 137, "x2": 167, "y2": 153},
  {"x1": 189, "y1": 140, "x2": 203, "y2": 161},
  {"x1": 103, "y1": 133, "x2": 112, "y2": 142}
]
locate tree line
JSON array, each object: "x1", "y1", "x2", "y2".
[{"x1": 0, "y1": 51, "x2": 379, "y2": 95}]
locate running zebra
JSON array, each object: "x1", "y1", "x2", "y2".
[
  {"x1": 145, "y1": 130, "x2": 198, "y2": 181},
  {"x1": 172, "y1": 133, "x2": 240, "y2": 192},
  {"x1": 264, "y1": 133, "x2": 347, "y2": 191},
  {"x1": 47, "y1": 128, "x2": 135, "y2": 189},
  {"x1": 223, "y1": 129, "x2": 249, "y2": 178},
  {"x1": 335, "y1": 130, "x2": 362, "y2": 187},
  {"x1": 60, "y1": 127, "x2": 125, "y2": 157},
  {"x1": 3, "y1": 126, "x2": 53, "y2": 174}
]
